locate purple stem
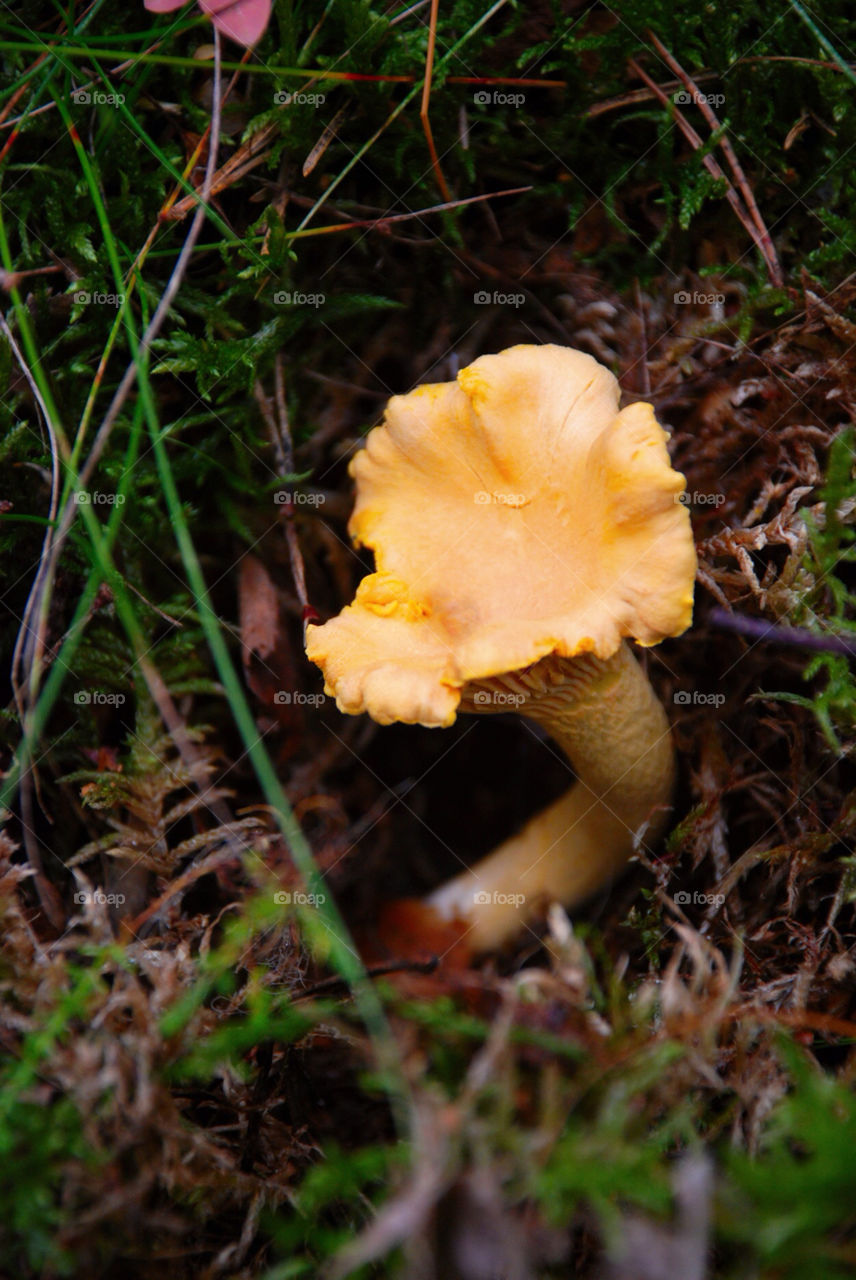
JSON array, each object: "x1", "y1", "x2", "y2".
[{"x1": 708, "y1": 606, "x2": 856, "y2": 657}]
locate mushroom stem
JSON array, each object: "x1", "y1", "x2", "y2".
[{"x1": 425, "y1": 641, "x2": 675, "y2": 951}]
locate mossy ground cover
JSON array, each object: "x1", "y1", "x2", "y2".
[{"x1": 2, "y1": 1, "x2": 856, "y2": 1275}]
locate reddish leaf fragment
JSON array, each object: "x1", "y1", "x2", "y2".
[
  {"x1": 238, "y1": 554, "x2": 303, "y2": 745},
  {"x1": 200, "y1": 0, "x2": 271, "y2": 45}
]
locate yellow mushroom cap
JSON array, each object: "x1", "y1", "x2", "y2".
[{"x1": 306, "y1": 343, "x2": 697, "y2": 727}]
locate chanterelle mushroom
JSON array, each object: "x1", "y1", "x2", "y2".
[{"x1": 306, "y1": 344, "x2": 696, "y2": 952}]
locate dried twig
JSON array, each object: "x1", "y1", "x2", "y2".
[
  {"x1": 633, "y1": 277, "x2": 652, "y2": 397},
  {"x1": 420, "y1": 0, "x2": 452, "y2": 201},
  {"x1": 282, "y1": 185, "x2": 532, "y2": 237},
  {"x1": 647, "y1": 33, "x2": 783, "y2": 287},
  {"x1": 293, "y1": 957, "x2": 440, "y2": 1000},
  {"x1": 303, "y1": 105, "x2": 349, "y2": 178},
  {"x1": 628, "y1": 55, "x2": 783, "y2": 286},
  {"x1": 253, "y1": 359, "x2": 312, "y2": 621},
  {"x1": 708, "y1": 605, "x2": 856, "y2": 656}
]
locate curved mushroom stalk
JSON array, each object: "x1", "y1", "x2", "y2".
[{"x1": 425, "y1": 642, "x2": 675, "y2": 951}]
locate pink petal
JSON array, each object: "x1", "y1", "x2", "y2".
[
  {"x1": 199, "y1": 0, "x2": 272, "y2": 45},
  {"x1": 144, "y1": 0, "x2": 189, "y2": 11}
]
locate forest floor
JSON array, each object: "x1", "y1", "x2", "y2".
[{"x1": 2, "y1": 1, "x2": 856, "y2": 1277}]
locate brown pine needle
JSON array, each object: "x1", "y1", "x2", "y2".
[
  {"x1": 285, "y1": 185, "x2": 532, "y2": 237},
  {"x1": 647, "y1": 32, "x2": 783, "y2": 287},
  {"x1": 420, "y1": 0, "x2": 452, "y2": 202},
  {"x1": 628, "y1": 56, "x2": 783, "y2": 286}
]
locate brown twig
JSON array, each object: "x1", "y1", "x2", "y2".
[
  {"x1": 627, "y1": 56, "x2": 783, "y2": 287},
  {"x1": 293, "y1": 957, "x2": 440, "y2": 1001},
  {"x1": 586, "y1": 71, "x2": 720, "y2": 118},
  {"x1": 125, "y1": 841, "x2": 258, "y2": 935},
  {"x1": 727, "y1": 1004, "x2": 856, "y2": 1041},
  {"x1": 420, "y1": 0, "x2": 452, "y2": 201},
  {"x1": 647, "y1": 33, "x2": 783, "y2": 287},
  {"x1": 253, "y1": 358, "x2": 311, "y2": 622},
  {"x1": 0, "y1": 264, "x2": 64, "y2": 291},
  {"x1": 279, "y1": 185, "x2": 532, "y2": 237},
  {"x1": 633, "y1": 278, "x2": 652, "y2": 398},
  {"x1": 303, "y1": 105, "x2": 349, "y2": 178}
]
